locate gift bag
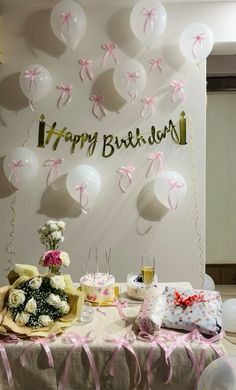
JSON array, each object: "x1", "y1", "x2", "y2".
[
  {"x1": 162, "y1": 287, "x2": 222, "y2": 336},
  {"x1": 135, "y1": 290, "x2": 166, "y2": 334}
]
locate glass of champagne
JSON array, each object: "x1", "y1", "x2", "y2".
[{"x1": 141, "y1": 255, "x2": 155, "y2": 292}]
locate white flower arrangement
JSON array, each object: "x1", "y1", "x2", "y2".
[{"x1": 38, "y1": 220, "x2": 65, "y2": 251}]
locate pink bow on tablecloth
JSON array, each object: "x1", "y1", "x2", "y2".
[
  {"x1": 79, "y1": 59, "x2": 93, "y2": 81},
  {"x1": 58, "y1": 332, "x2": 100, "y2": 390},
  {"x1": 117, "y1": 165, "x2": 135, "y2": 193},
  {"x1": 20, "y1": 334, "x2": 56, "y2": 369},
  {"x1": 101, "y1": 42, "x2": 119, "y2": 67},
  {"x1": 0, "y1": 335, "x2": 20, "y2": 389},
  {"x1": 146, "y1": 151, "x2": 163, "y2": 177},
  {"x1": 43, "y1": 158, "x2": 64, "y2": 190}
]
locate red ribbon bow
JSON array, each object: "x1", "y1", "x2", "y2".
[{"x1": 174, "y1": 291, "x2": 205, "y2": 308}]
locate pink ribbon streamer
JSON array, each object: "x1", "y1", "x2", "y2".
[
  {"x1": 101, "y1": 42, "x2": 119, "y2": 67},
  {"x1": 20, "y1": 334, "x2": 56, "y2": 369},
  {"x1": 169, "y1": 80, "x2": 185, "y2": 103},
  {"x1": 74, "y1": 183, "x2": 89, "y2": 214},
  {"x1": 192, "y1": 33, "x2": 206, "y2": 60},
  {"x1": 89, "y1": 95, "x2": 107, "y2": 120},
  {"x1": 58, "y1": 332, "x2": 100, "y2": 390},
  {"x1": 140, "y1": 97, "x2": 158, "y2": 119},
  {"x1": 56, "y1": 84, "x2": 73, "y2": 108},
  {"x1": 8, "y1": 159, "x2": 24, "y2": 188},
  {"x1": 149, "y1": 57, "x2": 164, "y2": 73},
  {"x1": 142, "y1": 8, "x2": 157, "y2": 34},
  {"x1": 113, "y1": 300, "x2": 129, "y2": 321},
  {"x1": 60, "y1": 11, "x2": 73, "y2": 44},
  {"x1": 0, "y1": 335, "x2": 20, "y2": 388},
  {"x1": 117, "y1": 165, "x2": 135, "y2": 193},
  {"x1": 146, "y1": 151, "x2": 163, "y2": 177},
  {"x1": 43, "y1": 158, "x2": 64, "y2": 190},
  {"x1": 24, "y1": 67, "x2": 41, "y2": 111},
  {"x1": 167, "y1": 179, "x2": 185, "y2": 211},
  {"x1": 126, "y1": 71, "x2": 141, "y2": 101},
  {"x1": 79, "y1": 59, "x2": 93, "y2": 81},
  {"x1": 105, "y1": 331, "x2": 141, "y2": 388}
]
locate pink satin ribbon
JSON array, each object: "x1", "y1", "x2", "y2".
[
  {"x1": 89, "y1": 95, "x2": 107, "y2": 120},
  {"x1": 106, "y1": 331, "x2": 141, "y2": 388},
  {"x1": 140, "y1": 97, "x2": 158, "y2": 119},
  {"x1": 20, "y1": 334, "x2": 56, "y2": 369},
  {"x1": 43, "y1": 158, "x2": 64, "y2": 190},
  {"x1": 74, "y1": 183, "x2": 89, "y2": 214},
  {"x1": 8, "y1": 159, "x2": 24, "y2": 187},
  {"x1": 0, "y1": 335, "x2": 20, "y2": 388},
  {"x1": 113, "y1": 300, "x2": 129, "y2": 321},
  {"x1": 146, "y1": 151, "x2": 163, "y2": 177},
  {"x1": 56, "y1": 84, "x2": 73, "y2": 108},
  {"x1": 126, "y1": 71, "x2": 141, "y2": 101},
  {"x1": 117, "y1": 165, "x2": 135, "y2": 193},
  {"x1": 192, "y1": 33, "x2": 206, "y2": 59},
  {"x1": 79, "y1": 59, "x2": 93, "y2": 81},
  {"x1": 149, "y1": 57, "x2": 164, "y2": 73},
  {"x1": 58, "y1": 332, "x2": 100, "y2": 390},
  {"x1": 142, "y1": 8, "x2": 157, "y2": 34},
  {"x1": 24, "y1": 67, "x2": 41, "y2": 111},
  {"x1": 101, "y1": 43, "x2": 119, "y2": 67},
  {"x1": 169, "y1": 80, "x2": 185, "y2": 103},
  {"x1": 167, "y1": 179, "x2": 185, "y2": 211},
  {"x1": 60, "y1": 11, "x2": 73, "y2": 44}
]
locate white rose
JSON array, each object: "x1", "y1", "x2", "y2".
[
  {"x1": 60, "y1": 251, "x2": 70, "y2": 267},
  {"x1": 39, "y1": 315, "x2": 53, "y2": 327},
  {"x1": 46, "y1": 293, "x2": 61, "y2": 308},
  {"x1": 50, "y1": 275, "x2": 66, "y2": 290},
  {"x1": 60, "y1": 236, "x2": 65, "y2": 243},
  {"x1": 47, "y1": 220, "x2": 56, "y2": 226},
  {"x1": 59, "y1": 300, "x2": 70, "y2": 314},
  {"x1": 29, "y1": 277, "x2": 42, "y2": 290},
  {"x1": 25, "y1": 298, "x2": 37, "y2": 314},
  {"x1": 51, "y1": 231, "x2": 62, "y2": 240},
  {"x1": 15, "y1": 312, "x2": 30, "y2": 326},
  {"x1": 49, "y1": 223, "x2": 58, "y2": 232},
  {"x1": 57, "y1": 221, "x2": 65, "y2": 231},
  {"x1": 8, "y1": 289, "x2": 25, "y2": 308}
]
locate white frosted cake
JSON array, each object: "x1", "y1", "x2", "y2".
[
  {"x1": 127, "y1": 273, "x2": 158, "y2": 300},
  {"x1": 80, "y1": 272, "x2": 115, "y2": 303}
]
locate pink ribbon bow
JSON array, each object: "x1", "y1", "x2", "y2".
[
  {"x1": 56, "y1": 84, "x2": 73, "y2": 108},
  {"x1": 79, "y1": 59, "x2": 93, "y2": 81},
  {"x1": 60, "y1": 11, "x2": 73, "y2": 44},
  {"x1": 169, "y1": 80, "x2": 185, "y2": 103},
  {"x1": 126, "y1": 71, "x2": 141, "y2": 101},
  {"x1": 113, "y1": 300, "x2": 129, "y2": 321},
  {"x1": 74, "y1": 183, "x2": 89, "y2": 214},
  {"x1": 146, "y1": 151, "x2": 163, "y2": 177},
  {"x1": 0, "y1": 335, "x2": 20, "y2": 389},
  {"x1": 89, "y1": 95, "x2": 107, "y2": 120},
  {"x1": 58, "y1": 332, "x2": 100, "y2": 390},
  {"x1": 117, "y1": 165, "x2": 135, "y2": 193},
  {"x1": 8, "y1": 159, "x2": 24, "y2": 188},
  {"x1": 43, "y1": 158, "x2": 64, "y2": 190},
  {"x1": 149, "y1": 57, "x2": 164, "y2": 73},
  {"x1": 24, "y1": 67, "x2": 41, "y2": 111},
  {"x1": 20, "y1": 334, "x2": 56, "y2": 370},
  {"x1": 192, "y1": 33, "x2": 206, "y2": 60},
  {"x1": 167, "y1": 178, "x2": 185, "y2": 211},
  {"x1": 142, "y1": 8, "x2": 157, "y2": 34},
  {"x1": 140, "y1": 97, "x2": 158, "y2": 119},
  {"x1": 101, "y1": 42, "x2": 119, "y2": 67},
  {"x1": 106, "y1": 331, "x2": 141, "y2": 388}
]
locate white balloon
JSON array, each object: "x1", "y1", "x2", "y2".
[
  {"x1": 3, "y1": 147, "x2": 39, "y2": 189},
  {"x1": 66, "y1": 164, "x2": 101, "y2": 212},
  {"x1": 222, "y1": 299, "x2": 236, "y2": 332},
  {"x1": 19, "y1": 64, "x2": 52, "y2": 104},
  {"x1": 204, "y1": 274, "x2": 215, "y2": 291},
  {"x1": 154, "y1": 171, "x2": 187, "y2": 210},
  {"x1": 113, "y1": 59, "x2": 147, "y2": 102},
  {"x1": 197, "y1": 357, "x2": 236, "y2": 390},
  {"x1": 50, "y1": 0, "x2": 87, "y2": 50},
  {"x1": 179, "y1": 23, "x2": 214, "y2": 64},
  {"x1": 130, "y1": 0, "x2": 167, "y2": 48}
]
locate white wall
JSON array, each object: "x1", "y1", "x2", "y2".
[{"x1": 1, "y1": 0, "x2": 233, "y2": 287}]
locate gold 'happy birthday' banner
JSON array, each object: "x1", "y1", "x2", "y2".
[{"x1": 37, "y1": 112, "x2": 187, "y2": 158}]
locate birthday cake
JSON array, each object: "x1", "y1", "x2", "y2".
[
  {"x1": 80, "y1": 272, "x2": 115, "y2": 303},
  {"x1": 127, "y1": 273, "x2": 158, "y2": 300}
]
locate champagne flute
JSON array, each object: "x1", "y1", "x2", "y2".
[{"x1": 141, "y1": 255, "x2": 155, "y2": 291}]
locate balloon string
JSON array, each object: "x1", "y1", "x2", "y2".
[
  {"x1": 187, "y1": 115, "x2": 205, "y2": 289},
  {"x1": 22, "y1": 119, "x2": 37, "y2": 147},
  {"x1": 5, "y1": 192, "x2": 17, "y2": 272}
]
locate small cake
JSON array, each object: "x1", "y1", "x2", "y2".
[
  {"x1": 127, "y1": 273, "x2": 158, "y2": 300},
  {"x1": 80, "y1": 272, "x2": 115, "y2": 303}
]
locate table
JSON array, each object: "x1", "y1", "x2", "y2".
[{"x1": 0, "y1": 283, "x2": 226, "y2": 390}]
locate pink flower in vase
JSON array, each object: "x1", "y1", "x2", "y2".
[
  {"x1": 103, "y1": 288, "x2": 109, "y2": 296},
  {"x1": 42, "y1": 250, "x2": 62, "y2": 268}
]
